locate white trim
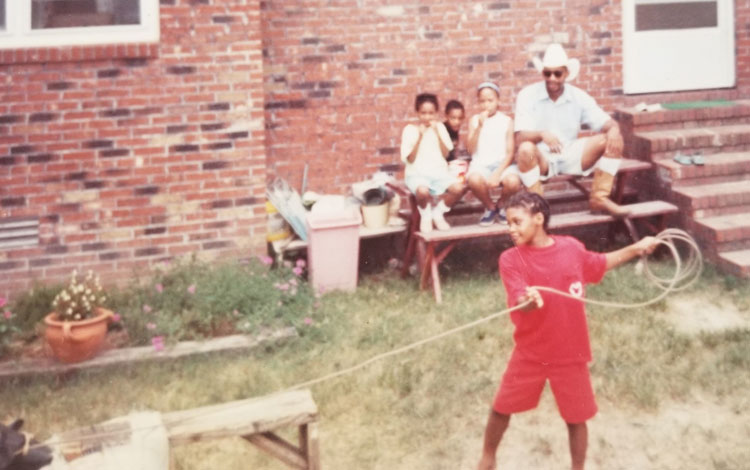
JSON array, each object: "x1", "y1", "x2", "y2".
[{"x1": 0, "y1": 0, "x2": 159, "y2": 50}]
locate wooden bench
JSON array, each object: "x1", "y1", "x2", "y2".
[
  {"x1": 391, "y1": 158, "x2": 653, "y2": 279},
  {"x1": 163, "y1": 389, "x2": 320, "y2": 469},
  {"x1": 416, "y1": 200, "x2": 679, "y2": 303}
]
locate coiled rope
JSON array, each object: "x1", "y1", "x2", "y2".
[
  {"x1": 25, "y1": 228, "x2": 702, "y2": 451},
  {"x1": 535, "y1": 227, "x2": 702, "y2": 309}
]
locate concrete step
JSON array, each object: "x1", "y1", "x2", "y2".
[
  {"x1": 654, "y1": 151, "x2": 750, "y2": 187},
  {"x1": 716, "y1": 249, "x2": 750, "y2": 278},
  {"x1": 671, "y1": 180, "x2": 750, "y2": 217},
  {"x1": 615, "y1": 99, "x2": 750, "y2": 132},
  {"x1": 631, "y1": 124, "x2": 750, "y2": 158}
]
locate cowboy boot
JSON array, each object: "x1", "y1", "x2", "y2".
[
  {"x1": 527, "y1": 181, "x2": 544, "y2": 196},
  {"x1": 589, "y1": 169, "x2": 630, "y2": 217}
]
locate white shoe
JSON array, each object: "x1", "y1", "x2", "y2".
[
  {"x1": 418, "y1": 205, "x2": 433, "y2": 233},
  {"x1": 432, "y1": 209, "x2": 450, "y2": 231}
]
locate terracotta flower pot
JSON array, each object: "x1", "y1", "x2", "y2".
[{"x1": 44, "y1": 308, "x2": 113, "y2": 363}]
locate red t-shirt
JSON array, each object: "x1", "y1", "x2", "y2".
[{"x1": 499, "y1": 235, "x2": 607, "y2": 364}]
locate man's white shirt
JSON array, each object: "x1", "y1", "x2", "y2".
[{"x1": 514, "y1": 81, "x2": 611, "y2": 151}]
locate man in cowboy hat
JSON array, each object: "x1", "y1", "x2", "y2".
[{"x1": 513, "y1": 43, "x2": 630, "y2": 217}]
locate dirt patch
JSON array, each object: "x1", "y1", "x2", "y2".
[
  {"x1": 395, "y1": 392, "x2": 749, "y2": 470},
  {"x1": 662, "y1": 294, "x2": 749, "y2": 334}
]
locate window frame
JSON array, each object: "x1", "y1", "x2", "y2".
[{"x1": 0, "y1": 0, "x2": 159, "y2": 50}]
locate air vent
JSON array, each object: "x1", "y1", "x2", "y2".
[{"x1": 0, "y1": 216, "x2": 39, "y2": 249}]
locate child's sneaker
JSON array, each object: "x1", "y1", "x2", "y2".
[
  {"x1": 479, "y1": 209, "x2": 497, "y2": 226},
  {"x1": 432, "y1": 210, "x2": 450, "y2": 231}
]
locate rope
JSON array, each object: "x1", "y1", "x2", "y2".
[
  {"x1": 24, "y1": 228, "x2": 702, "y2": 452},
  {"x1": 535, "y1": 228, "x2": 702, "y2": 309},
  {"x1": 286, "y1": 303, "x2": 529, "y2": 391}
]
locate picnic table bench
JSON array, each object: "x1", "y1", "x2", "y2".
[
  {"x1": 417, "y1": 199, "x2": 678, "y2": 303},
  {"x1": 386, "y1": 158, "x2": 680, "y2": 303},
  {"x1": 391, "y1": 158, "x2": 654, "y2": 279}
]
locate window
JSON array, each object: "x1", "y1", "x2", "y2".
[
  {"x1": 635, "y1": 1, "x2": 717, "y2": 31},
  {"x1": 0, "y1": 0, "x2": 159, "y2": 50}
]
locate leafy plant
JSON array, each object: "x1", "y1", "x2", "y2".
[
  {"x1": 6, "y1": 283, "x2": 63, "y2": 334},
  {"x1": 110, "y1": 256, "x2": 317, "y2": 346},
  {"x1": 52, "y1": 270, "x2": 108, "y2": 321}
]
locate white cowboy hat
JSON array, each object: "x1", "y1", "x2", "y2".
[{"x1": 532, "y1": 43, "x2": 580, "y2": 82}]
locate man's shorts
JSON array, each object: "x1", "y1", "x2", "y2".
[
  {"x1": 492, "y1": 350, "x2": 598, "y2": 423},
  {"x1": 405, "y1": 172, "x2": 456, "y2": 196},
  {"x1": 467, "y1": 160, "x2": 521, "y2": 184},
  {"x1": 538, "y1": 137, "x2": 592, "y2": 179}
]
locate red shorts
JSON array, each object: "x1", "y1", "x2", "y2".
[{"x1": 493, "y1": 351, "x2": 597, "y2": 423}]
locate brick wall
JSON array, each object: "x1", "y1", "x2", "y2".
[
  {"x1": 0, "y1": 0, "x2": 266, "y2": 299},
  {"x1": 2, "y1": 0, "x2": 750, "y2": 298},
  {"x1": 262, "y1": 0, "x2": 750, "y2": 192}
]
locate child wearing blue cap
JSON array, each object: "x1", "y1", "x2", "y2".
[
  {"x1": 400, "y1": 93, "x2": 465, "y2": 233},
  {"x1": 466, "y1": 82, "x2": 521, "y2": 226}
]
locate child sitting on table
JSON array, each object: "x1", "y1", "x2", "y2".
[
  {"x1": 466, "y1": 82, "x2": 521, "y2": 226},
  {"x1": 477, "y1": 191, "x2": 659, "y2": 470},
  {"x1": 400, "y1": 93, "x2": 464, "y2": 233},
  {"x1": 444, "y1": 99, "x2": 466, "y2": 162}
]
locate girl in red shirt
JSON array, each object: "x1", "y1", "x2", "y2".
[{"x1": 478, "y1": 192, "x2": 659, "y2": 470}]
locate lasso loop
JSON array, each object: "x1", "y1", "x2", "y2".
[{"x1": 534, "y1": 228, "x2": 702, "y2": 309}]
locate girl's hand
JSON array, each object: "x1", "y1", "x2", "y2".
[
  {"x1": 477, "y1": 111, "x2": 488, "y2": 127},
  {"x1": 519, "y1": 287, "x2": 543, "y2": 310},
  {"x1": 634, "y1": 236, "x2": 659, "y2": 256}
]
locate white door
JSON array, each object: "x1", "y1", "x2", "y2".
[{"x1": 623, "y1": 0, "x2": 735, "y2": 94}]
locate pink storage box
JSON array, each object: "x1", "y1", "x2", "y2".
[{"x1": 306, "y1": 208, "x2": 361, "y2": 293}]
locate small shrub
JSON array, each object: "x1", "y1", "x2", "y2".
[
  {"x1": 111, "y1": 256, "x2": 316, "y2": 346},
  {"x1": 5, "y1": 283, "x2": 62, "y2": 335}
]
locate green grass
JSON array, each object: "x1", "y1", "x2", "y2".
[{"x1": 2, "y1": 252, "x2": 749, "y2": 469}]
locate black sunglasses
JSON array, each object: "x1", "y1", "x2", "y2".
[{"x1": 543, "y1": 70, "x2": 564, "y2": 78}]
